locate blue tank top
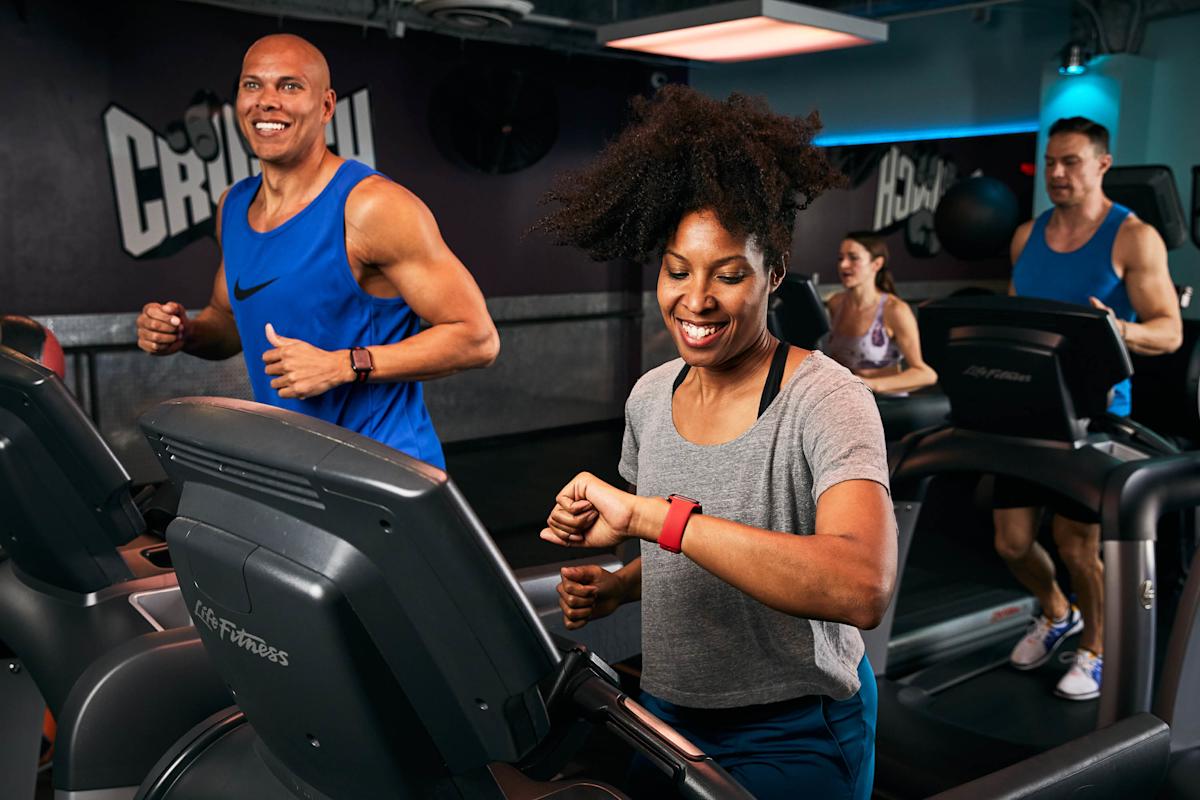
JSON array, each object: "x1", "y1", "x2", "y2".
[
  {"x1": 1012, "y1": 203, "x2": 1135, "y2": 416},
  {"x1": 220, "y1": 160, "x2": 445, "y2": 468}
]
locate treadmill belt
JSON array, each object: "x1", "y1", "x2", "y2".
[
  {"x1": 888, "y1": 566, "x2": 1035, "y2": 675},
  {"x1": 891, "y1": 570, "x2": 1028, "y2": 636},
  {"x1": 907, "y1": 640, "x2": 1098, "y2": 749}
]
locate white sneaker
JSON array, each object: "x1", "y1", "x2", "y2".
[
  {"x1": 1009, "y1": 606, "x2": 1084, "y2": 670},
  {"x1": 1056, "y1": 649, "x2": 1103, "y2": 701}
]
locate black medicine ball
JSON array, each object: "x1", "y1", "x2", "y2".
[{"x1": 934, "y1": 176, "x2": 1020, "y2": 261}]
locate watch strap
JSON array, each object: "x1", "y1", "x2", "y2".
[
  {"x1": 350, "y1": 346, "x2": 373, "y2": 383},
  {"x1": 660, "y1": 494, "x2": 701, "y2": 554}
]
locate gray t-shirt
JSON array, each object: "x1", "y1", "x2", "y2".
[{"x1": 619, "y1": 350, "x2": 890, "y2": 708}]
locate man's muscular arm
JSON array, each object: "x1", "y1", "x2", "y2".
[
  {"x1": 180, "y1": 264, "x2": 242, "y2": 359},
  {"x1": 1010, "y1": 219, "x2": 1034, "y2": 269},
  {"x1": 1101, "y1": 219, "x2": 1182, "y2": 356},
  {"x1": 137, "y1": 192, "x2": 241, "y2": 360},
  {"x1": 261, "y1": 177, "x2": 499, "y2": 399},
  {"x1": 346, "y1": 177, "x2": 499, "y2": 381},
  {"x1": 1006, "y1": 219, "x2": 1033, "y2": 297}
]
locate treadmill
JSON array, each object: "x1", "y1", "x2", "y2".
[
  {"x1": 132, "y1": 396, "x2": 753, "y2": 799},
  {"x1": 869, "y1": 295, "x2": 1200, "y2": 798},
  {"x1": 0, "y1": 345, "x2": 230, "y2": 800}
]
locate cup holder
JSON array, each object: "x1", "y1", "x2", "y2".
[
  {"x1": 129, "y1": 587, "x2": 193, "y2": 631},
  {"x1": 140, "y1": 543, "x2": 173, "y2": 570}
]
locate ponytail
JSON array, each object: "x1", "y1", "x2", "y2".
[{"x1": 875, "y1": 265, "x2": 897, "y2": 295}]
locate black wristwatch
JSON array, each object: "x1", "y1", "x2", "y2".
[{"x1": 350, "y1": 346, "x2": 374, "y2": 383}]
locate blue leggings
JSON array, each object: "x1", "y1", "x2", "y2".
[{"x1": 628, "y1": 656, "x2": 877, "y2": 800}]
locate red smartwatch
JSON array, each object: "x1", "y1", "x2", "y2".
[
  {"x1": 660, "y1": 494, "x2": 701, "y2": 554},
  {"x1": 350, "y1": 346, "x2": 374, "y2": 383}
]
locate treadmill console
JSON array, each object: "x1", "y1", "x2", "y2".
[
  {"x1": 919, "y1": 296, "x2": 1131, "y2": 442},
  {"x1": 1103, "y1": 165, "x2": 1188, "y2": 250},
  {"x1": 768, "y1": 272, "x2": 830, "y2": 350},
  {"x1": 140, "y1": 397, "x2": 560, "y2": 799},
  {"x1": 0, "y1": 345, "x2": 142, "y2": 593}
]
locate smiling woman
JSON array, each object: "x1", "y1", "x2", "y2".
[{"x1": 533, "y1": 86, "x2": 896, "y2": 800}]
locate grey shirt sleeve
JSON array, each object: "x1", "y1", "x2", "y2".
[
  {"x1": 618, "y1": 399, "x2": 639, "y2": 486},
  {"x1": 803, "y1": 380, "x2": 891, "y2": 503}
]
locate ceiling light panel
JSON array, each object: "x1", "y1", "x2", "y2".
[{"x1": 598, "y1": 0, "x2": 888, "y2": 63}]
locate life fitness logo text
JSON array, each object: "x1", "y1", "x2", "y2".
[
  {"x1": 193, "y1": 600, "x2": 291, "y2": 667},
  {"x1": 963, "y1": 365, "x2": 1033, "y2": 383},
  {"x1": 103, "y1": 87, "x2": 375, "y2": 259}
]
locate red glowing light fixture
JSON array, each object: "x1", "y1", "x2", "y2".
[{"x1": 598, "y1": 0, "x2": 888, "y2": 63}]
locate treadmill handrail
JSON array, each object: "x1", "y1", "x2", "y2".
[
  {"x1": 891, "y1": 426, "x2": 1156, "y2": 539},
  {"x1": 0, "y1": 345, "x2": 142, "y2": 592},
  {"x1": 925, "y1": 712, "x2": 1169, "y2": 800},
  {"x1": 1101, "y1": 454, "x2": 1200, "y2": 543},
  {"x1": 567, "y1": 671, "x2": 756, "y2": 800},
  {"x1": 1154, "y1": 545, "x2": 1200, "y2": 752}
]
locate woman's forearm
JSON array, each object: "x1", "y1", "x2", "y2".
[
  {"x1": 615, "y1": 557, "x2": 643, "y2": 603},
  {"x1": 628, "y1": 485, "x2": 895, "y2": 628},
  {"x1": 865, "y1": 364, "x2": 937, "y2": 394}
]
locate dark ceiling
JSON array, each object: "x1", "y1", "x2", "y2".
[{"x1": 179, "y1": 0, "x2": 1200, "y2": 60}]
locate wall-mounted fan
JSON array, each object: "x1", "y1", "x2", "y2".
[
  {"x1": 428, "y1": 64, "x2": 559, "y2": 175},
  {"x1": 414, "y1": 0, "x2": 533, "y2": 29}
]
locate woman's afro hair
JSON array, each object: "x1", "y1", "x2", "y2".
[{"x1": 534, "y1": 85, "x2": 843, "y2": 268}]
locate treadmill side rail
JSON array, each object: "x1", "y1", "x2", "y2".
[
  {"x1": 862, "y1": 499, "x2": 921, "y2": 676},
  {"x1": 1100, "y1": 540, "x2": 1157, "y2": 726},
  {"x1": 925, "y1": 712, "x2": 1169, "y2": 800},
  {"x1": 1099, "y1": 455, "x2": 1200, "y2": 725},
  {"x1": 567, "y1": 672, "x2": 756, "y2": 800},
  {"x1": 0, "y1": 657, "x2": 43, "y2": 800}
]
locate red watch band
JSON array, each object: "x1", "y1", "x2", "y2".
[{"x1": 660, "y1": 494, "x2": 701, "y2": 554}]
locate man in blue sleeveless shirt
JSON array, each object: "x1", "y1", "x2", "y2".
[
  {"x1": 136, "y1": 34, "x2": 499, "y2": 469},
  {"x1": 995, "y1": 117, "x2": 1181, "y2": 700}
]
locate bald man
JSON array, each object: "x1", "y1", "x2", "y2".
[{"x1": 136, "y1": 35, "x2": 498, "y2": 468}]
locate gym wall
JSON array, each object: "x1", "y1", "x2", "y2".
[
  {"x1": 692, "y1": 7, "x2": 1069, "y2": 161},
  {"x1": 791, "y1": 133, "x2": 1035, "y2": 288},
  {"x1": 1142, "y1": 12, "x2": 1200, "y2": 306},
  {"x1": 0, "y1": 0, "x2": 681, "y2": 480}
]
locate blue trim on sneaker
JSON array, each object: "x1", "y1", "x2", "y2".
[
  {"x1": 1054, "y1": 650, "x2": 1103, "y2": 701},
  {"x1": 1012, "y1": 606, "x2": 1084, "y2": 671},
  {"x1": 1041, "y1": 607, "x2": 1083, "y2": 651}
]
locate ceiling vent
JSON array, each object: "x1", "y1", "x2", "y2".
[{"x1": 414, "y1": 0, "x2": 534, "y2": 29}]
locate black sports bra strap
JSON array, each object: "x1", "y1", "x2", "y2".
[
  {"x1": 671, "y1": 340, "x2": 790, "y2": 418},
  {"x1": 672, "y1": 363, "x2": 691, "y2": 394},
  {"x1": 758, "y1": 339, "x2": 791, "y2": 418}
]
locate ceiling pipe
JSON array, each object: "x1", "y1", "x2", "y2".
[
  {"x1": 875, "y1": 0, "x2": 1023, "y2": 22},
  {"x1": 175, "y1": 0, "x2": 691, "y2": 66}
]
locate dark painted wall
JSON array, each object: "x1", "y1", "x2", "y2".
[
  {"x1": 0, "y1": 0, "x2": 679, "y2": 315},
  {"x1": 792, "y1": 134, "x2": 1036, "y2": 286}
]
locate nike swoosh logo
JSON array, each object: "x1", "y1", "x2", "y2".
[{"x1": 233, "y1": 276, "x2": 278, "y2": 302}]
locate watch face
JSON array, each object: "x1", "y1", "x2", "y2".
[
  {"x1": 669, "y1": 494, "x2": 699, "y2": 505},
  {"x1": 351, "y1": 348, "x2": 373, "y2": 371}
]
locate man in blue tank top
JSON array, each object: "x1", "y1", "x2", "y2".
[
  {"x1": 135, "y1": 34, "x2": 499, "y2": 469},
  {"x1": 994, "y1": 117, "x2": 1181, "y2": 701}
]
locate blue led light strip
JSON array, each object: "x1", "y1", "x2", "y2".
[{"x1": 814, "y1": 121, "x2": 1040, "y2": 147}]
